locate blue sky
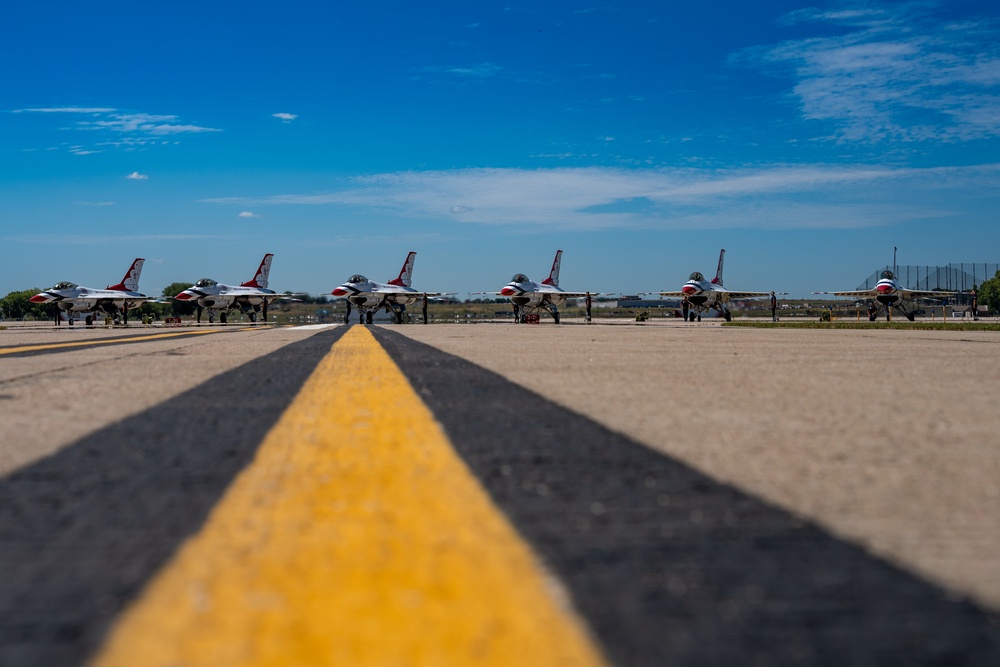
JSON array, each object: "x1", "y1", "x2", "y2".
[{"x1": 2, "y1": 0, "x2": 998, "y2": 299}]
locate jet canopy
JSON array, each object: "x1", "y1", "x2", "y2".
[
  {"x1": 347, "y1": 274, "x2": 368, "y2": 284},
  {"x1": 51, "y1": 281, "x2": 77, "y2": 290},
  {"x1": 194, "y1": 278, "x2": 217, "y2": 287},
  {"x1": 689, "y1": 272, "x2": 705, "y2": 282},
  {"x1": 510, "y1": 273, "x2": 529, "y2": 283},
  {"x1": 881, "y1": 270, "x2": 895, "y2": 280}
]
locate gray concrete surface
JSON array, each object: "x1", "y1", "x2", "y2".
[
  {"x1": 0, "y1": 323, "x2": 338, "y2": 474},
  {"x1": 393, "y1": 321, "x2": 1000, "y2": 611},
  {"x1": 1, "y1": 320, "x2": 997, "y2": 666}
]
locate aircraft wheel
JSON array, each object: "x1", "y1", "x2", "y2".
[
  {"x1": 209, "y1": 313, "x2": 215, "y2": 324},
  {"x1": 907, "y1": 312, "x2": 915, "y2": 322},
  {"x1": 366, "y1": 312, "x2": 373, "y2": 324},
  {"x1": 697, "y1": 314, "x2": 702, "y2": 322},
  {"x1": 220, "y1": 312, "x2": 228, "y2": 324},
  {"x1": 250, "y1": 311, "x2": 257, "y2": 323},
  {"x1": 85, "y1": 315, "x2": 93, "y2": 326},
  {"x1": 724, "y1": 312, "x2": 732, "y2": 322}
]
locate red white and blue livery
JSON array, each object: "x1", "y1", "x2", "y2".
[
  {"x1": 331, "y1": 251, "x2": 443, "y2": 324},
  {"x1": 656, "y1": 249, "x2": 774, "y2": 322},
  {"x1": 815, "y1": 269, "x2": 957, "y2": 321},
  {"x1": 174, "y1": 253, "x2": 282, "y2": 324},
  {"x1": 488, "y1": 250, "x2": 592, "y2": 323},
  {"x1": 29, "y1": 258, "x2": 150, "y2": 326}
]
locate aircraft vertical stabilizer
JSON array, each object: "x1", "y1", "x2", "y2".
[
  {"x1": 241, "y1": 253, "x2": 274, "y2": 288},
  {"x1": 388, "y1": 251, "x2": 416, "y2": 287},
  {"x1": 107, "y1": 258, "x2": 145, "y2": 292},
  {"x1": 541, "y1": 249, "x2": 562, "y2": 287},
  {"x1": 711, "y1": 248, "x2": 725, "y2": 286}
]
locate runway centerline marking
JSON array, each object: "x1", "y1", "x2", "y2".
[{"x1": 91, "y1": 325, "x2": 607, "y2": 667}]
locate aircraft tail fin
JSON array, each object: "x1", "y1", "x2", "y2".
[
  {"x1": 241, "y1": 253, "x2": 274, "y2": 288},
  {"x1": 107, "y1": 258, "x2": 144, "y2": 292},
  {"x1": 541, "y1": 249, "x2": 563, "y2": 287},
  {"x1": 711, "y1": 248, "x2": 725, "y2": 286},
  {"x1": 388, "y1": 251, "x2": 416, "y2": 287}
]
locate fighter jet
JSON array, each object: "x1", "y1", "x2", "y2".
[
  {"x1": 814, "y1": 269, "x2": 957, "y2": 321},
  {"x1": 485, "y1": 250, "x2": 592, "y2": 323},
  {"x1": 656, "y1": 249, "x2": 773, "y2": 322},
  {"x1": 29, "y1": 258, "x2": 150, "y2": 326},
  {"x1": 174, "y1": 253, "x2": 283, "y2": 324},
  {"x1": 331, "y1": 251, "x2": 443, "y2": 324}
]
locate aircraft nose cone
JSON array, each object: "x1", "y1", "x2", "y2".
[
  {"x1": 500, "y1": 287, "x2": 516, "y2": 296},
  {"x1": 174, "y1": 291, "x2": 194, "y2": 301},
  {"x1": 876, "y1": 284, "x2": 893, "y2": 294},
  {"x1": 331, "y1": 287, "x2": 349, "y2": 297},
  {"x1": 29, "y1": 294, "x2": 49, "y2": 303},
  {"x1": 681, "y1": 285, "x2": 698, "y2": 295}
]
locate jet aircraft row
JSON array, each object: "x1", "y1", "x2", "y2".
[{"x1": 28, "y1": 249, "x2": 958, "y2": 326}]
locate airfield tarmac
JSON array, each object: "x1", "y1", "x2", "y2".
[{"x1": 1, "y1": 320, "x2": 998, "y2": 666}]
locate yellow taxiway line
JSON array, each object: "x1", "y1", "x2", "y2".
[
  {"x1": 0, "y1": 328, "x2": 237, "y2": 356},
  {"x1": 91, "y1": 325, "x2": 607, "y2": 667}
]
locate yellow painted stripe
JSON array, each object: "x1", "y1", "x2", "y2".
[
  {"x1": 0, "y1": 328, "x2": 246, "y2": 356},
  {"x1": 90, "y1": 326, "x2": 608, "y2": 667}
]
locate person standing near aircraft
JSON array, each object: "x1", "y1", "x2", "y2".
[
  {"x1": 770, "y1": 291, "x2": 778, "y2": 321},
  {"x1": 867, "y1": 302, "x2": 878, "y2": 321},
  {"x1": 970, "y1": 288, "x2": 979, "y2": 321},
  {"x1": 422, "y1": 294, "x2": 428, "y2": 324},
  {"x1": 585, "y1": 292, "x2": 592, "y2": 322}
]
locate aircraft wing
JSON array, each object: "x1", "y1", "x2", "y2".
[
  {"x1": 725, "y1": 291, "x2": 778, "y2": 299},
  {"x1": 899, "y1": 289, "x2": 958, "y2": 300},
  {"x1": 813, "y1": 290, "x2": 877, "y2": 298},
  {"x1": 73, "y1": 294, "x2": 153, "y2": 303},
  {"x1": 470, "y1": 291, "x2": 605, "y2": 298}
]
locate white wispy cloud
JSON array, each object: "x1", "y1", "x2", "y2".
[
  {"x1": 11, "y1": 107, "x2": 221, "y2": 153},
  {"x1": 415, "y1": 62, "x2": 503, "y2": 78},
  {"x1": 13, "y1": 107, "x2": 116, "y2": 114},
  {"x1": 82, "y1": 113, "x2": 220, "y2": 135},
  {"x1": 125, "y1": 171, "x2": 148, "y2": 180},
  {"x1": 201, "y1": 164, "x2": 1000, "y2": 231},
  {"x1": 734, "y1": 2, "x2": 1000, "y2": 142},
  {"x1": 272, "y1": 112, "x2": 298, "y2": 122},
  {"x1": 238, "y1": 211, "x2": 261, "y2": 218}
]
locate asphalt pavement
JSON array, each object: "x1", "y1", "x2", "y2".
[{"x1": 0, "y1": 320, "x2": 997, "y2": 666}]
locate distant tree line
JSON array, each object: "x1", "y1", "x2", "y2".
[{"x1": 978, "y1": 271, "x2": 1000, "y2": 313}]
